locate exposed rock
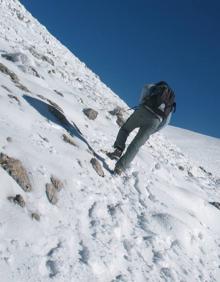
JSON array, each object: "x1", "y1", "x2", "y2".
[
  {"x1": 1, "y1": 85, "x2": 12, "y2": 92},
  {"x1": 8, "y1": 94, "x2": 21, "y2": 105},
  {"x1": 36, "y1": 94, "x2": 47, "y2": 101},
  {"x1": 15, "y1": 82, "x2": 30, "y2": 92},
  {"x1": 62, "y1": 134, "x2": 77, "y2": 146},
  {"x1": 19, "y1": 65, "x2": 40, "y2": 78},
  {"x1": 46, "y1": 260, "x2": 59, "y2": 278},
  {"x1": 46, "y1": 183, "x2": 58, "y2": 205},
  {"x1": 109, "y1": 106, "x2": 125, "y2": 127},
  {"x1": 209, "y1": 202, "x2": 220, "y2": 210},
  {"x1": 54, "y1": 89, "x2": 64, "y2": 97},
  {"x1": 199, "y1": 166, "x2": 212, "y2": 176},
  {"x1": 155, "y1": 163, "x2": 161, "y2": 170},
  {"x1": 48, "y1": 104, "x2": 68, "y2": 125},
  {"x1": 29, "y1": 47, "x2": 55, "y2": 66},
  {"x1": 0, "y1": 62, "x2": 19, "y2": 83},
  {"x1": 1, "y1": 52, "x2": 29, "y2": 64},
  {"x1": 6, "y1": 137, "x2": 12, "y2": 142},
  {"x1": 83, "y1": 108, "x2": 98, "y2": 120},
  {"x1": 47, "y1": 99, "x2": 63, "y2": 113},
  {"x1": 90, "y1": 158, "x2": 104, "y2": 177},
  {"x1": 31, "y1": 213, "x2": 40, "y2": 221},
  {"x1": 51, "y1": 175, "x2": 64, "y2": 192},
  {"x1": 0, "y1": 153, "x2": 32, "y2": 192},
  {"x1": 8, "y1": 194, "x2": 25, "y2": 208},
  {"x1": 39, "y1": 134, "x2": 49, "y2": 143},
  {"x1": 178, "y1": 165, "x2": 184, "y2": 171}
]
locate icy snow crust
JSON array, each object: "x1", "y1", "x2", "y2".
[{"x1": 0, "y1": 0, "x2": 220, "y2": 281}]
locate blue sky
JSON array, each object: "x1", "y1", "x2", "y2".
[{"x1": 20, "y1": 0, "x2": 220, "y2": 138}]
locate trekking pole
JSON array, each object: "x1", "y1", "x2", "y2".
[{"x1": 125, "y1": 105, "x2": 139, "y2": 112}]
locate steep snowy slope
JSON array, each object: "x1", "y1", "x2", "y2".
[
  {"x1": 163, "y1": 126, "x2": 220, "y2": 177},
  {"x1": 0, "y1": 1, "x2": 220, "y2": 282}
]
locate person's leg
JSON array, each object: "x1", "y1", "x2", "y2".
[
  {"x1": 113, "y1": 109, "x2": 143, "y2": 151},
  {"x1": 116, "y1": 117, "x2": 160, "y2": 170}
]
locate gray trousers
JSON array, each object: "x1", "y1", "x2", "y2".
[{"x1": 114, "y1": 106, "x2": 161, "y2": 169}]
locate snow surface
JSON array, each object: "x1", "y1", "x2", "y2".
[
  {"x1": 163, "y1": 126, "x2": 220, "y2": 177},
  {"x1": 0, "y1": 0, "x2": 220, "y2": 281}
]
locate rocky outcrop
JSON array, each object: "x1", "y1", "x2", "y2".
[{"x1": 0, "y1": 153, "x2": 32, "y2": 192}]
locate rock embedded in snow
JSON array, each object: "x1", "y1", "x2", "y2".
[
  {"x1": 90, "y1": 158, "x2": 104, "y2": 177},
  {"x1": 8, "y1": 94, "x2": 21, "y2": 105},
  {"x1": 31, "y1": 212, "x2": 40, "y2": 221},
  {"x1": 46, "y1": 183, "x2": 58, "y2": 205},
  {"x1": 0, "y1": 153, "x2": 32, "y2": 192},
  {"x1": 109, "y1": 106, "x2": 125, "y2": 127},
  {"x1": 50, "y1": 175, "x2": 64, "y2": 192},
  {"x1": 83, "y1": 108, "x2": 98, "y2": 120},
  {"x1": 6, "y1": 136, "x2": 12, "y2": 142},
  {"x1": 209, "y1": 202, "x2": 220, "y2": 210},
  {"x1": 8, "y1": 194, "x2": 25, "y2": 208},
  {"x1": 54, "y1": 89, "x2": 64, "y2": 97},
  {"x1": 47, "y1": 103, "x2": 69, "y2": 125},
  {"x1": 62, "y1": 133, "x2": 77, "y2": 147},
  {"x1": 0, "y1": 62, "x2": 19, "y2": 82}
]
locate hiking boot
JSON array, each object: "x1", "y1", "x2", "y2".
[
  {"x1": 114, "y1": 166, "x2": 123, "y2": 176},
  {"x1": 106, "y1": 148, "x2": 122, "y2": 160}
]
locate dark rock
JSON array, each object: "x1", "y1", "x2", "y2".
[
  {"x1": 178, "y1": 165, "x2": 184, "y2": 171},
  {"x1": 6, "y1": 137, "x2": 12, "y2": 142},
  {"x1": 54, "y1": 90, "x2": 64, "y2": 97},
  {"x1": 29, "y1": 47, "x2": 54, "y2": 66},
  {"x1": 46, "y1": 260, "x2": 59, "y2": 278},
  {"x1": 48, "y1": 103, "x2": 69, "y2": 125},
  {"x1": 0, "y1": 62, "x2": 19, "y2": 83},
  {"x1": 1, "y1": 85, "x2": 12, "y2": 92},
  {"x1": 8, "y1": 194, "x2": 25, "y2": 208},
  {"x1": 83, "y1": 108, "x2": 98, "y2": 120},
  {"x1": 0, "y1": 153, "x2": 32, "y2": 192},
  {"x1": 46, "y1": 183, "x2": 58, "y2": 205},
  {"x1": 31, "y1": 213, "x2": 40, "y2": 221},
  {"x1": 209, "y1": 202, "x2": 220, "y2": 210},
  {"x1": 15, "y1": 82, "x2": 30, "y2": 93},
  {"x1": 90, "y1": 158, "x2": 104, "y2": 177}
]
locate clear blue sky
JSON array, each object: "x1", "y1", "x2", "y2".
[{"x1": 20, "y1": 0, "x2": 220, "y2": 138}]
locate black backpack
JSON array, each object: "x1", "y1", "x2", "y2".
[{"x1": 143, "y1": 81, "x2": 176, "y2": 118}]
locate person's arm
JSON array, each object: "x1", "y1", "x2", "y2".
[{"x1": 139, "y1": 84, "x2": 154, "y2": 104}]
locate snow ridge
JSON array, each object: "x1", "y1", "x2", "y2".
[{"x1": 0, "y1": 1, "x2": 220, "y2": 282}]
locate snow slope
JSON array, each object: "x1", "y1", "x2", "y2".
[
  {"x1": 163, "y1": 126, "x2": 220, "y2": 177},
  {"x1": 0, "y1": 1, "x2": 220, "y2": 281}
]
